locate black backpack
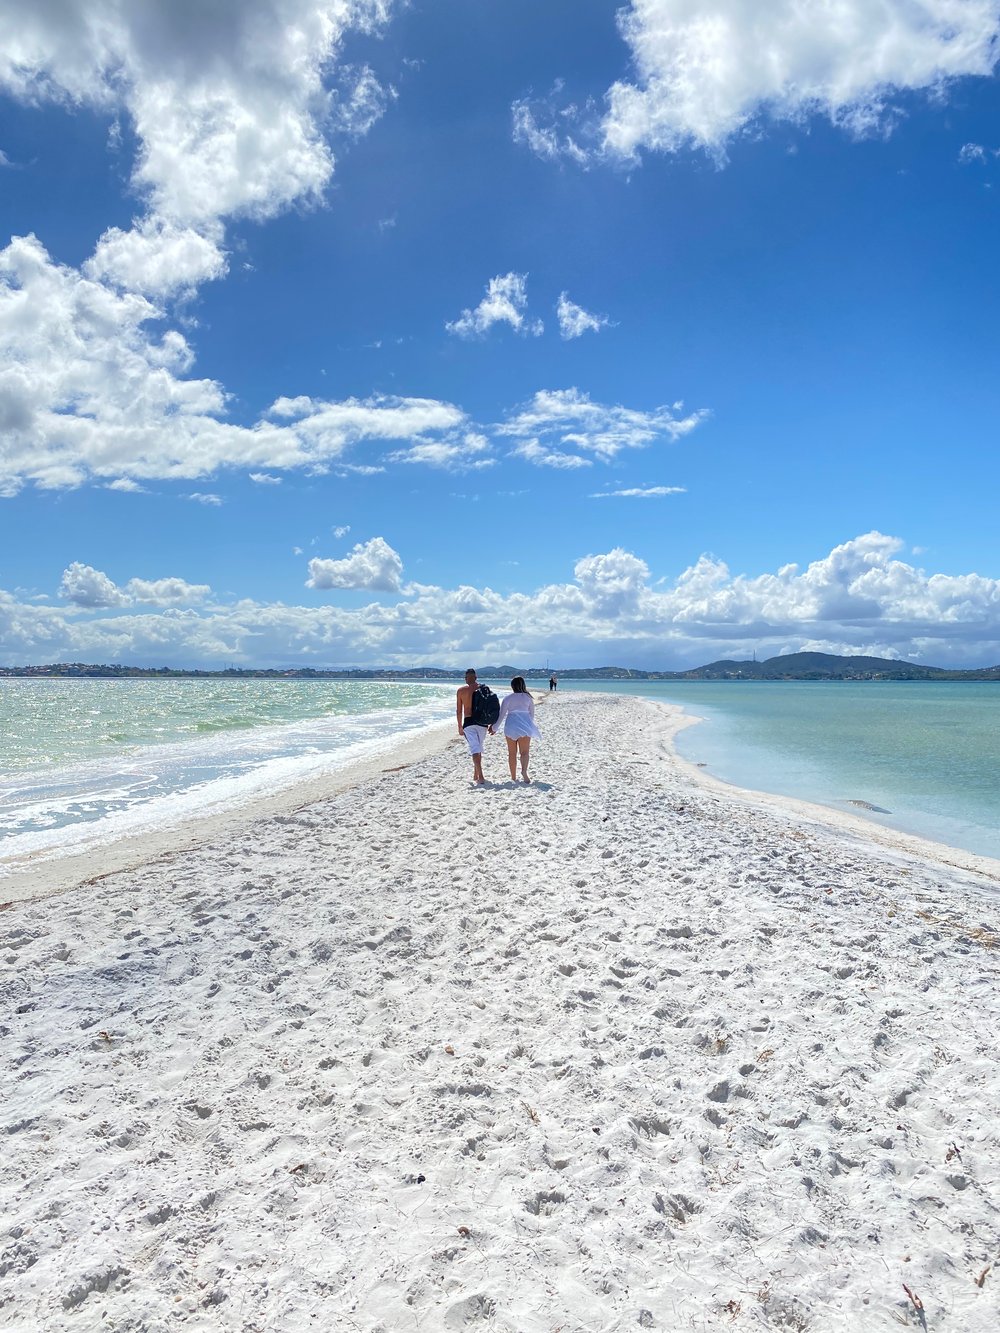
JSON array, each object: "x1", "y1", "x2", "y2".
[{"x1": 470, "y1": 683, "x2": 500, "y2": 727}]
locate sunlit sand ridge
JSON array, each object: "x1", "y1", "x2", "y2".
[{"x1": 2, "y1": 693, "x2": 999, "y2": 1330}]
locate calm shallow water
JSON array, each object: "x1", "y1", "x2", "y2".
[
  {"x1": 0, "y1": 679, "x2": 449, "y2": 873},
  {"x1": 560, "y1": 680, "x2": 1000, "y2": 861}
]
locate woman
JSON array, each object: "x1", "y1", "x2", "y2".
[{"x1": 492, "y1": 676, "x2": 541, "y2": 783}]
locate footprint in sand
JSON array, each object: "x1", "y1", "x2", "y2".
[{"x1": 524, "y1": 1190, "x2": 567, "y2": 1216}]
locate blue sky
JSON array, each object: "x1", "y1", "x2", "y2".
[{"x1": 2, "y1": 0, "x2": 1000, "y2": 669}]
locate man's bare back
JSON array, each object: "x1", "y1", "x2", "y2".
[{"x1": 456, "y1": 669, "x2": 486, "y2": 784}]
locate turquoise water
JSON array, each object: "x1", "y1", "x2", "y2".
[
  {"x1": 0, "y1": 679, "x2": 450, "y2": 873},
  {"x1": 560, "y1": 680, "x2": 1000, "y2": 861}
]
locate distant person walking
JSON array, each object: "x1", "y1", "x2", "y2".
[
  {"x1": 549, "y1": 674, "x2": 557, "y2": 691},
  {"x1": 456, "y1": 668, "x2": 499, "y2": 784},
  {"x1": 492, "y1": 676, "x2": 541, "y2": 783}
]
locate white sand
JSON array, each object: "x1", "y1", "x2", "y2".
[{"x1": 2, "y1": 692, "x2": 999, "y2": 1331}]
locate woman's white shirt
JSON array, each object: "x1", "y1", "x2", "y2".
[{"x1": 496, "y1": 692, "x2": 541, "y2": 739}]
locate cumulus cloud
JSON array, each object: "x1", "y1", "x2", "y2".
[
  {"x1": 59, "y1": 563, "x2": 130, "y2": 609},
  {"x1": 446, "y1": 273, "x2": 543, "y2": 339},
  {"x1": 0, "y1": 0, "x2": 394, "y2": 224},
  {"x1": 125, "y1": 576, "x2": 212, "y2": 606},
  {"x1": 556, "y1": 292, "x2": 611, "y2": 339},
  {"x1": 0, "y1": 2, "x2": 396, "y2": 297},
  {"x1": 519, "y1": 1, "x2": 1000, "y2": 165},
  {"x1": 8, "y1": 534, "x2": 998, "y2": 669},
  {"x1": 85, "y1": 219, "x2": 228, "y2": 297},
  {"x1": 58, "y1": 562, "x2": 210, "y2": 608},
  {"x1": 592, "y1": 485, "x2": 685, "y2": 497},
  {"x1": 0, "y1": 236, "x2": 479, "y2": 494},
  {"x1": 307, "y1": 536, "x2": 404, "y2": 591},
  {"x1": 499, "y1": 388, "x2": 708, "y2": 466}
]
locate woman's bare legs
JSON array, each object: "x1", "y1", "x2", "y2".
[
  {"x1": 506, "y1": 736, "x2": 518, "y2": 782},
  {"x1": 517, "y1": 736, "x2": 531, "y2": 782}
]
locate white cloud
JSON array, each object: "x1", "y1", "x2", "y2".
[
  {"x1": 556, "y1": 292, "x2": 610, "y2": 339},
  {"x1": 389, "y1": 432, "x2": 495, "y2": 471},
  {"x1": 188, "y1": 493, "x2": 223, "y2": 505},
  {"x1": 499, "y1": 388, "x2": 708, "y2": 465},
  {"x1": 513, "y1": 439, "x2": 592, "y2": 470},
  {"x1": 0, "y1": 236, "x2": 478, "y2": 494},
  {"x1": 249, "y1": 473, "x2": 282, "y2": 485},
  {"x1": 518, "y1": 2, "x2": 1000, "y2": 166},
  {"x1": 59, "y1": 562, "x2": 130, "y2": 609},
  {"x1": 605, "y1": 0, "x2": 1000, "y2": 160},
  {"x1": 0, "y1": 0, "x2": 394, "y2": 225},
  {"x1": 7, "y1": 534, "x2": 999, "y2": 668},
  {"x1": 125, "y1": 576, "x2": 212, "y2": 606},
  {"x1": 58, "y1": 562, "x2": 209, "y2": 608},
  {"x1": 106, "y1": 478, "x2": 146, "y2": 493},
  {"x1": 307, "y1": 536, "x2": 404, "y2": 592},
  {"x1": 959, "y1": 141, "x2": 999, "y2": 164},
  {"x1": 511, "y1": 96, "x2": 590, "y2": 165},
  {"x1": 85, "y1": 219, "x2": 227, "y2": 297},
  {"x1": 592, "y1": 485, "x2": 686, "y2": 497},
  {"x1": 446, "y1": 272, "x2": 543, "y2": 339},
  {"x1": 332, "y1": 526, "x2": 351, "y2": 538},
  {"x1": 0, "y1": 1, "x2": 396, "y2": 295}
]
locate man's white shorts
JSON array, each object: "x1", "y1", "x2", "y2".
[{"x1": 463, "y1": 725, "x2": 487, "y2": 756}]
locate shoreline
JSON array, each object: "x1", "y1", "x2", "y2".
[
  {"x1": 5, "y1": 689, "x2": 998, "y2": 910},
  {"x1": 0, "y1": 720, "x2": 455, "y2": 908},
  {"x1": 654, "y1": 700, "x2": 1000, "y2": 887},
  {"x1": 3, "y1": 690, "x2": 999, "y2": 1329}
]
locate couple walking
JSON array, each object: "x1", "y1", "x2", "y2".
[{"x1": 456, "y1": 669, "x2": 540, "y2": 786}]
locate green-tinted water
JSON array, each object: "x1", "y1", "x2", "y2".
[{"x1": 560, "y1": 680, "x2": 1000, "y2": 861}]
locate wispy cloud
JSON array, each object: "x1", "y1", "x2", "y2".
[
  {"x1": 499, "y1": 388, "x2": 708, "y2": 466},
  {"x1": 389, "y1": 433, "x2": 495, "y2": 471},
  {"x1": 446, "y1": 272, "x2": 543, "y2": 339},
  {"x1": 556, "y1": 292, "x2": 611, "y2": 339},
  {"x1": 591, "y1": 486, "x2": 686, "y2": 498}
]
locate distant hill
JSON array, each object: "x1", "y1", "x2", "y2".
[
  {"x1": 667, "y1": 652, "x2": 989, "y2": 681},
  {"x1": 2, "y1": 654, "x2": 999, "y2": 681}
]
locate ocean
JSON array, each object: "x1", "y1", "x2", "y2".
[
  {"x1": 559, "y1": 679, "x2": 1000, "y2": 862},
  {"x1": 0, "y1": 678, "x2": 450, "y2": 877},
  {"x1": 3, "y1": 677, "x2": 999, "y2": 878}
]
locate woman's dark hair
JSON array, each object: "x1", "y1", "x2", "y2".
[{"x1": 511, "y1": 676, "x2": 530, "y2": 694}]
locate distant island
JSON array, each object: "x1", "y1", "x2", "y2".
[{"x1": 2, "y1": 652, "x2": 999, "y2": 682}]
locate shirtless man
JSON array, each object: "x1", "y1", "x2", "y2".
[{"x1": 456, "y1": 668, "x2": 487, "y2": 784}]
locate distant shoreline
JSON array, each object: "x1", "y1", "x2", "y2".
[{"x1": 2, "y1": 650, "x2": 1000, "y2": 684}]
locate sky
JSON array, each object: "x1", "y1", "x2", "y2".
[{"x1": 2, "y1": 0, "x2": 1000, "y2": 670}]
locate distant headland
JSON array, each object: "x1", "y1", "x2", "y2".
[{"x1": 2, "y1": 652, "x2": 999, "y2": 682}]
